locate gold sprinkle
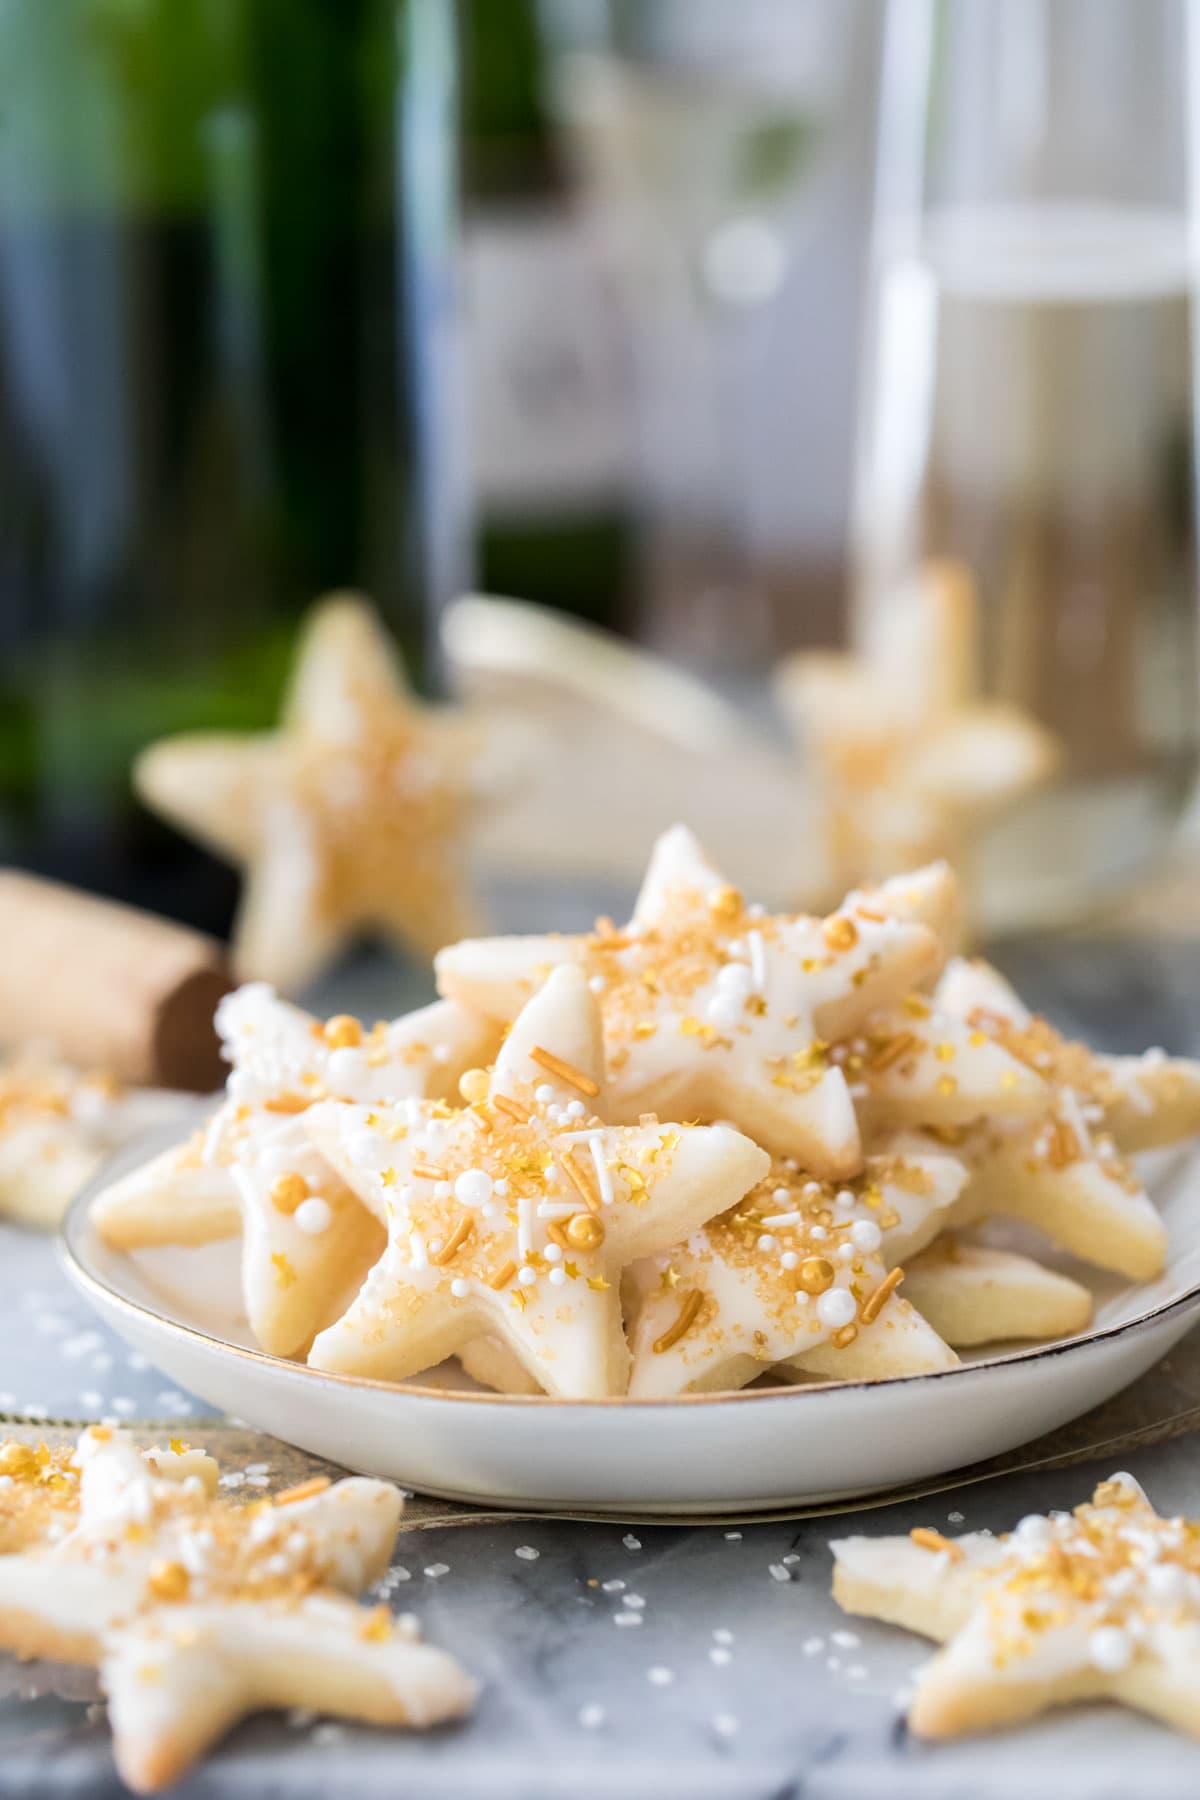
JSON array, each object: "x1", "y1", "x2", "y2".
[
  {"x1": 936, "y1": 1074, "x2": 958, "y2": 1098},
  {"x1": 659, "y1": 1265, "x2": 680, "y2": 1292},
  {"x1": 432, "y1": 1217, "x2": 474, "y2": 1265},
  {"x1": 935, "y1": 1042, "x2": 956, "y2": 1062},
  {"x1": 488, "y1": 1259, "x2": 518, "y2": 1291},
  {"x1": 510, "y1": 1290, "x2": 527, "y2": 1312},
  {"x1": 546, "y1": 1220, "x2": 571, "y2": 1253},
  {"x1": 0, "y1": 1443, "x2": 37, "y2": 1478},
  {"x1": 492, "y1": 1094, "x2": 529, "y2": 1123},
  {"x1": 860, "y1": 1266, "x2": 905, "y2": 1325},
  {"x1": 263, "y1": 1092, "x2": 309, "y2": 1115},
  {"x1": 271, "y1": 1252, "x2": 297, "y2": 1289},
  {"x1": 411, "y1": 1163, "x2": 449, "y2": 1182},
  {"x1": 586, "y1": 1275, "x2": 610, "y2": 1292},
  {"x1": 831, "y1": 1324, "x2": 859, "y2": 1349},
  {"x1": 138, "y1": 1664, "x2": 163, "y2": 1685},
  {"x1": 911, "y1": 1527, "x2": 962, "y2": 1562},
  {"x1": 275, "y1": 1476, "x2": 331, "y2": 1506},
  {"x1": 529, "y1": 1045, "x2": 600, "y2": 1098},
  {"x1": 1094, "y1": 1479, "x2": 1140, "y2": 1510},
  {"x1": 868, "y1": 1032, "x2": 919, "y2": 1073},
  {"x1": 559, "y1": 1151, "x2": 600, "y2": 1215},
  {"x1": 708, "y1": 885, "x2": 743, "y2": 919},
  {"x1": 633, "y1": 1021, "x2": 658, "y2": 1040},
  {"x1": 323, "y1": 1014, "x2": 363, "y2": 1050},
  {"x1": 796, "y1": 1257, "x2": 836, "y2": 1296},
  {"x1": 168, "y1": 1438, "x2": 189, "y2": 1456},
  {"x1": 359, "y1": 1604, "x2": 392, "y2": 1643},
  {"x1": 823, "y1": 914, "x2": 858, "y2": 952},
  {"x1": 652, "y1": 1289, "x2": 704, "y2": 1353},
  {"x1": 566, "y1": 1212, "x2": 605, "y2": 1251},
  {"x1": 458, "y1": 1068, "x2": 490, "y2": 1105},
  {"x1": 147, "y1": 1560, "x2": 190, "y2": 1603},
  {"x1": 270, "y1": 1172, "x2": 308, "y2": 1215}
]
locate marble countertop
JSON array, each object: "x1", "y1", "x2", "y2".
[{"x1": 5, "y1": 926, "x2": 1200, "y2": 1796}]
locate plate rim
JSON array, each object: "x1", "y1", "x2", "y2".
[{"x1": 59, "y1": 1165, "x2": 1200, "y2": 1414}]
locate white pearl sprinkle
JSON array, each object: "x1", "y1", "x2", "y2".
[
  {"x1": 326, "y1": 1047, "x2": 367, "y2": 1090},
  {"x1": 706, "y1": 994, "x2": 742, "y2": 1030},
  {"x1": 494, "y1": 1178, "x2": 510, "y2": 1198},
  {"x1": 1088, "y1": 1625, "x2": 1133, "y2": 1673},
  {"x1": 756, "y1": 1234, "x2": 776, "y2": 1252},
  {"x1": 481, "y1": 1202, "x2": 499, "y2": 1219},
  {"x1": 780, "y1": 1251, "x2": 799, "y2": 1271},
  {"x1": 450, "y1": 1278, "x2": 470, "y2": 1298},
  {"x1": 566, "y1": 1099, "x2": 586, "y2": 1120},
  {"x1": 433, "y1": 1181, "x2": 452, "y2": 1201},
  {"x1": 294, "y1": 1197, "x2": 333, "y2": 1235},
  {"x1": 837, "y1": 1243, "x2": 855, "y2": 1262},
  {"x1": 809, "y1": 1225, "x2": 827, "y2": 1241},
  {"x1": 816, "y1": 1287, "x2": 857, "y2": 1329},
  {"x1": 850, "y1": 1220, "x2": 882, "y2": 1252},
  {"x1": 588, "y1": 976, "x2": 606, "y2": 994},
  {"x1": 535, "y1": 1084, "x2": 555, "y2": 1104},
  {"x1": 771, "y1": 1187, "x2": 790, "y2": 1205},
  {"x1": 518, "y1": 1266, "x2": 537, "y2": 1287},
  {"x1": 549, "y1": 1268, "x2": 567, "y2": 1286},
  {"x1": 454, "y1": 1169, "x2": 493, "y2": 1208},
  {"x1": 545, "y1": 1244, "x2": 563, "y2": 1263}
]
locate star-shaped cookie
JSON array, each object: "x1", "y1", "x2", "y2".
[
  {"x1": 0, "y1": 1046, "x2": 183, "y2": 1229},
  {"x1": 624, "y1": 1144, "x2": 966, "y2": 1396},
  {"x1": 304, "y1": 964, "x2": 769, "y2": 1397},
  {"x1": 93, "y1": 986, "x2": 500, "y2": 1357},
  {"x1": 436, "y1": 825, "x2": 945, "y2": 1177},
  {"x1": 833, "y1": 1472, "x2": 1200, "y2": 1737},
  {"x1": 925, "y1": 957, "x2": 1200, "y2": 1279},
  {"x1": 902, "y1": 1237, "x2": 1092, "y2": 1348},
  {"x1": 776, "y1": 558, "x2": 1059, "y2": 892},
  {"x1": 136, "y1": 593, "x2": 493, "y2": 989},
  {"x1": 0, "y1": 1428, "x2": 473, "y2": 1791}
]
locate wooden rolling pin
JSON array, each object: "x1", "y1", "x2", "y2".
[{"x1": 0, "y1": 873, "x2": 233, "y2": 1092}]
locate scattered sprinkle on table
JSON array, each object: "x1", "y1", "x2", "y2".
[
  {"x1": 647, "y1": 1667, "x2": 674, "y2": 1686},
  {"x1": 768, "y1": 1564, "x2": 791, "y2": 1583},
  {"x1": 424, "y1": 1563, "x2": 450, "y2": 1579},
  {"x1": 578, "y1": 1704, "x2": 605, "y2": 1729},
  {"x1": 622, "y1": 1534, "x2": 642, "y2": 1551},
  {"x1": 515, "y1": 1545, "x2": 540, "y2": 1561}
]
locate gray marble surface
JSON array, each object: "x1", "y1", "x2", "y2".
[{"x1": 5, "y1": 931, "x2": 1200, "y2": 1795}]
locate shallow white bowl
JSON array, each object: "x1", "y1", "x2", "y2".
[{"x1": 61, "y1": 1134, "x2": 1200, "y2": 1516}]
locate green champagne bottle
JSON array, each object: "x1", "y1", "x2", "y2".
[
  {"x1": 0, "y1": 0, "x2": 456, "y2": 931},
  {"x1": 459, "y1": 0, "x2": 633, "y2": 629}
]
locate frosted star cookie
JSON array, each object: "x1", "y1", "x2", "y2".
[
  {"x1": 136, "y1": 593, "x2": 495, "y2": 990},
  {"x1": 92, "y1": 986, "x2": 500, "y2": 1357},
  {"x1": 437, "y1": 824, "x2": 945, "y2": 1177},
  {"x1": 832, "y1": 1472, "x2": 1200, "y2": 1738},
  {"x1": 924, "y1": 958, "x2": 1198, "y2": 1280},
  {"x1": 624, "y1": 1146, "x2": 966, "y2": 1397},
  {"x1": 0, "y1": 1427, "x2": 473, "y2": 1792},
  {"x1": 776, "y1": 558, "x2": 1059, "y2": 895},
  {"x1": 304, "y1": 965, "x2": 769, "y2": 1397},
  {"x1": 902, "y1": 1238, "x2": 1093, "y2": 1348},
  {"x1": 0, "y1": 1046, "x2": 183, "y2": 1229}
]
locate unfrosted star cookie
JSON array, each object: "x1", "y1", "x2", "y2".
[
  {"x1": 776, "y1": 558, "x2": 1058, "y2": 894},
  {"x1": 437, "y1": 824, "x2": 945, "y2": 1177},
  {"x1": 93, "y1": 986, "x2": 500, "y2": 1357},
  {"x1": 833, "y1": 1472, "x2": 1200, "y2": 1738},
  {"x1": 136, "y1": 593, "x2": 495, "y2": 989},
  {"x1": 0, "y1": 1428, "x2": 473, "y2": 1792},
  {"x1": 902, "y1": 1237, "x2": 1092, "y2": 1347},
  {"x1": 624, "y1": 1145, "x2": 965, "y2": 1396},
  {"x1": 304, "y1": 965, "x2": 769, "y2": 1397},
  {"x1": 0, "y1": 1046, "x2": 183, "y2": 1229}
]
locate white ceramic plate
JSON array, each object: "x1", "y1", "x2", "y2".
[{"x1": 61, "y1": 1129, "x2": 1200, "y2": 1516}]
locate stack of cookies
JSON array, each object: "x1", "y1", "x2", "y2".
[{"x1": 93, "y1": 826, "x2": 1200, "y2": 1401}]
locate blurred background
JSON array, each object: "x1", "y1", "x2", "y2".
[{"x1": 2, "y1": 0, "x2": 1198, "y2": 946}]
